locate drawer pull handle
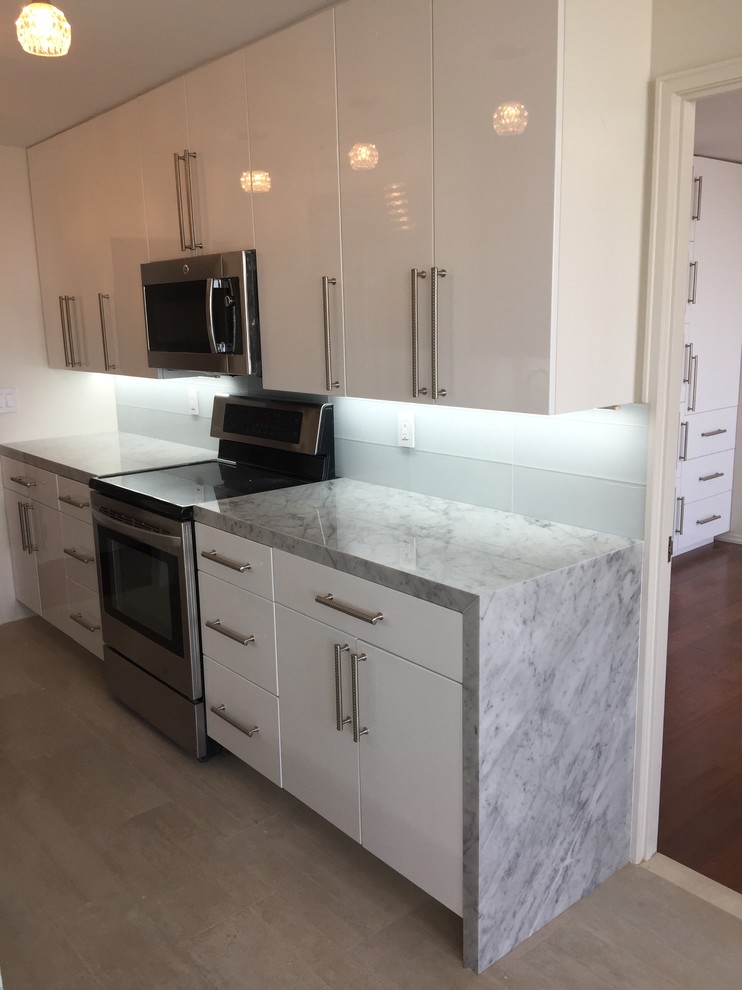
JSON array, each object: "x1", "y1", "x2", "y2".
[
  {"x1": 701, "y1": 428, "x2": 727, "y2": 438},
  {"x1": 10, "y1": 475, "x2": 37, "y2": 488},
  {"x1": 58, "y1": 494, "x2": 90, "y2": 509},
  {"x1": 200, "y1": 549, "x2": 251, "y2": 573},
  {"x1": 205, "y1": 618, "x2": 255, "y2": 646},
  {"x1": 69, "y1": 612, "x2": 100, "y2": 633},
  {"x1": 675, "y1": 496, "x2": 685, "y2": 536},
  {"x1": 698, "y1": 472, "x2": 724, "y2": 482},
  {"x1": 64, "y1": 547, "x2": 94, "y2": 565},
  {"x1": 351, "y1": 652, "x2": 369, "y2": 743},
  {"x1": 210, "y1": 704, "x2": 259, "y2": 737},
  {"x1": 679, "y1": 420, "x2": 689, "y2": 461},
  {"x1": 334, "y1": 643, "x2": 351, "y2": 732},
  {"x1": 697, "y1": 514, "x2": 722, "y2": 526},
  {"x1": 315, "y1": 593, "x2": 383, "y2": 625}
]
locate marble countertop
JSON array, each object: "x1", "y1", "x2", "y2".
[
  {"x1": 194, "y1": 478, "x2": 636, "y2": 609},
  {"x1": 0, "y1": 433, "x2": 215, "y2": 484}
]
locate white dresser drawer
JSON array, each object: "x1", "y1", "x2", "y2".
[
  {"x1": 273, "y1": 550, "x2": 462, "y2": 682},
  {"x1": 679, "y1": 448, "x2": 735, "y2": 504},
  {"x1": 195, "y1": 523, "x2": 273, "y2": 599},
  {"x1": 680, "y1": 407, "x2": 737, "y2": 461},
  {"x1": 204, "y1": 657, "x2": 281, "y2": 786},
  {"x1": 57, "y1": 476, "x2": 92, "y2": 523},
  {"x1": 1, "y1": 456, "x2": 58, "y2": 509},
  {"x1": 60, "y1": 514, "x2": 98, "y2": 592},
  {"x1": 676, "y1": 490, "x2": 732, "y2": 553},
  {"x1": 63, "y1": 579, "x2": 103, "y2": 659},
  {"x1": 199, "y1": 572, "x2": 277, "y2": 694}
]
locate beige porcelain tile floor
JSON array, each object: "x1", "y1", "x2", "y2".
[{"x1": 2, "y1": 616, "x2": 742, "y2": 989}]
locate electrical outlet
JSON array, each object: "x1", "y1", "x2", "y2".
[
  {"x1": 397, "y1": 410, "x2": 415, "y2": 447},
  {"x1": 0, "y1": 388, "x2": 17, "y2": 414},
  {"x1": 187, "y1": 387, "x2": 199, "y2": 416}
]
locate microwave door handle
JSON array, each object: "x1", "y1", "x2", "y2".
[{"x1": 205, "y1": 277, "x2": 219, "y2": 355}]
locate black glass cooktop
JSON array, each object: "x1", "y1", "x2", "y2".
[{"x1": 91, "y1": 459, "x2": 309, "y2": 519}]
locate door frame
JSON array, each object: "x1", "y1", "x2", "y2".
[{"x1": 633, "y1": 56, "x2": 742, "y2": 861}]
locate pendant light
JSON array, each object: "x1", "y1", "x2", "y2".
[{"x1": 16, "y1": 3, "x2": 71, "y2": 58}]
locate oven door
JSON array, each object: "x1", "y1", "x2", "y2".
[{"x1": 91, "y1": 494, "x2": 201, "y2": 701}]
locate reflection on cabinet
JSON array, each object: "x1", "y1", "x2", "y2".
[
  {"x1": 338, "y1": 0, "x2": 648, "y2": 413},
  {"x1": 28, "y1": 102, "x2": 154, "y2": 378},
  {"x1": 245, "y1": 10, "x2": 345, "y2": 396},
  {"x1": 675, "y1": 157, "x2": 742, "y2": 554}
]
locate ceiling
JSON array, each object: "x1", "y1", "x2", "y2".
[{"x1": 0, "y1": 0, "x2": 334, "y2": 148}]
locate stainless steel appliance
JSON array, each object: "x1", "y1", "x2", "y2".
[
  {"x1": 90, "y1": 396, "x2": 334, "y2": 758},
  {"x1": 142, "y1": 250, "x2": 261, "y2": 375}
]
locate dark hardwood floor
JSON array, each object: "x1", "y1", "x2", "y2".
[{"x1": 659, "y1": 540, "x2": 742, "y2": 892}]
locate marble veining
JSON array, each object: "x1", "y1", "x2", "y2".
[{"x1": 0, "y1": 432, "x2": 215, "y2": 484}]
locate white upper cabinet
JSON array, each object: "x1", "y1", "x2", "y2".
[
  {"x1": 337, "y1": 0, "x2": 434, "y2": 402},
  {"x1": 337, "y1": 0, "x2": 649, "y2": 413},
  {"x1": 183, "y1": 50, "x2": 255, "y2": 254},
  {"x1": 245, "y1": 10, "x2": 346, "y2": 395},
  {"x1": 28, "y1": 102, "x2": 153, "y2": 377}
]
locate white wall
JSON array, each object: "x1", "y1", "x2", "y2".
[
  {"x1": 0, "y1": 146, "x2": 117, "y2": 624},
  {"x1": 651, "y1": 0, "x2": 742, "y2": 77}
]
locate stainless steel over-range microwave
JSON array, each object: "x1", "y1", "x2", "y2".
[{"x1": 141, "y1": 249, "x2": 261, "y2": 376}]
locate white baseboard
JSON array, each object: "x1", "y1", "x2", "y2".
[{"x1": 715, "y1": 532, "x2": 742, "y2": 546}]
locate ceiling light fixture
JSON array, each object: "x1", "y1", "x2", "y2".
[{"x1": 16, "y1": 3, "x2": 71, "y2": 58}]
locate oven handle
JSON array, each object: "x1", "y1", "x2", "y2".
[{"x1": 91, "y1": 507, "x2": 183, "y2": 553}]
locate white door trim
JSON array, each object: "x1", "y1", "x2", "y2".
[{"x1": 634, "y1": 57, "x2": 742, "y2": 862}]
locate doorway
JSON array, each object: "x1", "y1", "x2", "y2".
[{"x1": 634, "y1": 58, "x2": 742, "y2": 873}]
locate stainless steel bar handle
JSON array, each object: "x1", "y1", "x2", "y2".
[
  {"x1": 64, "y1": 295, "x2": 80, "y2": 366},
  {"x1": 350, "y1": 652, "x2": 369, "y2": 743},
  {"x1": 205, "y1": 619, "x2": 255, "y2": 647},
  {"x1": 430, "y1": 267, "x2": 447, "y2": 399},
  {"x1": 315, "y1": 593, "x2": 383, "y2": 625},
  {"x1": 183, "y1": 149, "x2": 202, "y2": 250},
  {"x1": 683, "y1": 343, "x2": 692, "y2": 384},
  {"x1": 322, "y1": 276, "x2": 340, "y2": 391},
  {"x1": 10, "y1": 475, "x2": 37, "y2": 488},
  {"x1": 24, "y1": 503, "x2": 38, "y2": 552},
  {"x1": 204, "y1": 278, "x2": 219, "y2": 355},
  {"x1": 411, "y1": 268, "x2": 428, "y2": 398},
  {"x1": 692, "y1": 174, "x2": 703, "y2": 221},
  {"x1": 701, "y1": 428, "x2": 727, "y2": 438},
  {"x1": 98, "y1": 293, "x2": 116, "y2": 370},
  {"x1": 697, "y1": 514, "x2": 722, "y2": 525},
  {"x1": 688, "y1": 354, "x2": 699, "y2": 412},
  {"x1": 334, "y1": 643, "x2": 351, "y2": 732},
  {"x1": 174, "y1": 151, "x2": 188, "y2": 251},
  {"x1": 699, "y1": 472, "x2": 724, "y2": 482},
  {"x1": 200, "y1": 549, "x2": 251, "y2": 573},
  {"x1": 211, "y1": 704, "x2": 259, "y2": 737},
  {"x1": 58, "y1": 494, "x2": 90, "y2": 509},
  {"x1": 688, "y1": 261, "x2": 698, "y2": 304},
  {"x1": 17, "y1": 501, "x2": 29, "y2": 553},
  {"x1": 675, "y1": 496, "x2": 685, "y2": 535},
  {"x1": 64, "y1": 547, "x2": 95, "y2": 565},
  {"x1": 70, "y1": 613, "x2": 100, "y2": 633},
  {"x1": 679, "y1": 421, "x2": 689, "y2": 462},
  {"x1": 59, "y1": 296, "x2": 72, "y2": 367}
]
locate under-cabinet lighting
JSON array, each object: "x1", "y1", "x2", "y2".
[
  {"x1": 493, "y1": 102, "x2": 528, "y2": 136},
  {"x1": 16, "y1": 3, "x2": 70, "y2": 57}
]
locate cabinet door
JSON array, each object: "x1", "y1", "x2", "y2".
[
  {"x1": 686, "y1": 157, "x2": 742, "y2": 413},
  {"x1": 184, "y1": 50, "x2": 255, "y2": 254},
  {"x1": 32, "y1": 500, "x2": 67, "y2": 632},
  {"x1": 4, "y1": 491, "x2": 41, "y2": 613},
  {"x1": 276, "y1": 605, "x2": 360, "y2": 841},
  {"x1": 357, "y1": 643, "x2": 462, "y2": 914},
  {"x1": 432, "y1": 0, "x2": 558, "y2": 412},
  {"x1": 245, "y1": 10, "x2": 345, "y2": 395},
  {"x1": 137, "y1": 78, "x2": 192, "y2": 261},
  {"x1": 336, "y1": 0, "x2": 434, "y2": 402}
]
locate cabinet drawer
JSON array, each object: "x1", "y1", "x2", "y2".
[
  {"x1": 64, "y1": 578, "x2": 103, "y2": 659},
  {"x1": 273, "y1": 550, "x2": 462, "y2": 682},
  {"x1": 679, "y1": 448, "x2": 734, "y2": 503},
  {"x1": 676, "y1": 490, "x2": 732, "y2": 552},
  {"x1": 1, "y1": 457, "x2": 58, "y2": 509},
  {"x1": 60, "y1": 514, "x2": 98, "y2": 592},
  {"x1": 204, "y1": 657, "x2": 281, "y2": 786},
  {"x1": 199, "y1": 572, "x2": 277, "y2": 694},
  {"x1": 195, "y1": 523, "x2": 273, "y2": 599},
  {"x1": 680, "y1": 407, "x2": 737, "y2": 461},
  {"x1": 57, "y1": 476, "x2": 92, "y2": 523}
]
